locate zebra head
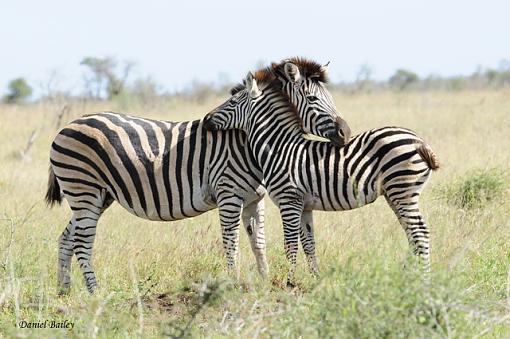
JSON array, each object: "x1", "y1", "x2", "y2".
[
  {"x1": 204, "y1": 70, "x2": 349, "y2": 147},
  {"x1": 204, "y1": 58, "x2": 351, "y2": 147},
  {"x1": 203, "y1": 82, "x2": 252, "y2": 132},
  {"x1": 274, "y1": 58, "x2": 351, "y2": 146}
]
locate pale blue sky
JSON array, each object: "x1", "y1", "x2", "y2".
[{"x1": 1, "y1": 0, "x2": 509, "y2": 96}]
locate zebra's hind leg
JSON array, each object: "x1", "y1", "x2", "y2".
[
  {"x1": 217, "y1": 194, "x2": 243, "y2": 279},
  {"x1": 385, "y1": 193, "x2": 431, "y2": 273},
  {"x1": 58, "y1": 221, "x2": 75, "y2": 295},
  {"x1": 299, "y1": 210, "x2": 319, "y2": 276},
  {"x1": 67, "y1": 190, "x2": 113, "y2": 293},
  {"x1": 242, "y1": 196, "x2": 269, "y2": 278}
]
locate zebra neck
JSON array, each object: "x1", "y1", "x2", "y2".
[{"x1": 246, "y1": 99, "x2": 305, "y2": 172}]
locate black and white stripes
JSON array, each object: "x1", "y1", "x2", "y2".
[
  {"x1": 47, "y1": 113, "x2": 270, "y2": 293},
  {"x1": 46, "y1": 58, "x2": 350, "y2": 293},
  {"x1": 203, "y1": 71, "x2": 439, "y2": 285}
]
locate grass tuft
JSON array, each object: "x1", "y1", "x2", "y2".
[{"x1": 436, "y1": 168, "x2": 508, "y2": 209}]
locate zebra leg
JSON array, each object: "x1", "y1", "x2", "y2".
[
  {"x1": 385, "y1": 194, "x2": 431, "y2": 273},
  {"x1": 58, "y1": 221, "x2": 75, "y2": 295},
  {"x1": 217, "y1": 195, "x2": 243, "y2": 279},
  {"x1": 69, "y1": 190, "x2": 113, "y2": 293},
  {"x1": 280, "y1": 199, "x2": 304, "y2": 288},
  {"x1": 242, "y1": 197, "x2": 269, "y2": 278},
  {"x1": 299, "y1": 210, "x2": 319, "y2": 275},
  {"x1": 72, "y1": 210, "x2": 100, "y2": 293}
]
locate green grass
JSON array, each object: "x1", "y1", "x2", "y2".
[
  {"x1": 1, "y1": 89, "x2": 509, "y2": 337},
  {"x1": 436, "y1": 168, "x2": 508, "y2": 209}
]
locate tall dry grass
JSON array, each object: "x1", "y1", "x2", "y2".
[{"x1": 0, "y1": 89, "x2": 509, "y2": 337}]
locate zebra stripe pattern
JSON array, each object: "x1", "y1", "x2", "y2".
[
  {"x1": 47, "y1": 113, "x2": 269, "y2": 293},
  {"x1": 203, "y1": 72, "x2": 439, "y2": 285},
  {"x1": 46, "y1": 58, "x2": 350, "y2": 293}
]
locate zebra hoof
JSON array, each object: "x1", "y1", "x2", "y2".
[{"x1": 286, "y1": 279, "x2": 296, "y2": 289}]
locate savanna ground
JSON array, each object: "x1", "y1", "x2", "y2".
[{"x1": 0, "y1": 89, "x2": 509, "y2": 338}]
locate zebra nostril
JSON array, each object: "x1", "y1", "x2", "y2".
[
  {"x1": 335, "y1": 117, "x2": 351, "y2": 143},
  {"x1": 327, "y1": 131, "x2": 345, "y2": 147}
]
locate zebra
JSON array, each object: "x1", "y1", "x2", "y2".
[
  {"x1": 203, "y1": 70, "x2": 440, "y2": 286},
  {"x1": 45, "y1": 58, "x2": 351, "y2": 293}
]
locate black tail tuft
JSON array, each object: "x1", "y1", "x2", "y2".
[{"x1": 45, "y1": 166, "x2": 62, "y2": 207}]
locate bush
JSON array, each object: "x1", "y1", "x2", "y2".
[
  {"x1": 389, "y1": 69, "x2": 419, "y2": 90},
  {"x1": 3, "y1": 77, "x2": 32, "y2": 103},
  {"x1": 437, "y1": 168, "x2": 507, "y2": 209}
]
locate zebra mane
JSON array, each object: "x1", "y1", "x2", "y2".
[
  {"x1": 257, "y1": 57, "x2": 329, "y2": 84},
  {"x1": 230, "y1": 83, "x2": 245, "y2": 95},
  {"x1": 228, "y1": 57, "x2": 331, "y2": 130},
  {"x1": 229, "y1": 57, "x2": 329, "y2": 95},
  {"x1": 230, "y1": 77, "x2": 303, "y2": 131}
]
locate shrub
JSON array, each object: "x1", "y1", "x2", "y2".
[
  {"x1": 3, "y1": 77, "x2": 32, "y2": 103},
  {"x1": 389, "y1": 69, "x2": 419, "y2": 90},
  {"x1": 437, "y1": 168, "x2": 507, "y2": 209}
]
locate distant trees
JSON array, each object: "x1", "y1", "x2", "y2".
[
  {"x1": 3, "y1": 78, "x2": 32, "y2": 103},
  {"x1": 81, "y1": 56, "x2": 134, "y2": 99},
  {"x1": 355, "y1": 64, "x2": 374, "y2": 92},
  {"x1": 389, "y1": 69, "x2": 419, "y2": 90},
  {"x1": 3, "y1": 58, "x2": 510, "y2": 105}
]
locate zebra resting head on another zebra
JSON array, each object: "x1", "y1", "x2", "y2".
[
  {"x1": 204, "y1": 57, "x2": 351, "y2": 147},
  {"x1": 45, "y1": 57, "x2": 350, "y2": 294},
  {"x1": 204, "y1": 70, "x2": 440, "y2": 287}
]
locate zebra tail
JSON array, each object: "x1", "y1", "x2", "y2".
[
  {"x1": 45, "y1": 166, "x2": 62, "y2": 207},
  {"x1": 417, "y1": 143, "x2": 440, "y2": 171}
]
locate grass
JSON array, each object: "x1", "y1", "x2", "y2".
[
  {"x1": 436, "y1": 168, "x2": 508, "y2": 209},
  {"x1": 0, "y1": 89, "x2": 509, "y2": 337}
]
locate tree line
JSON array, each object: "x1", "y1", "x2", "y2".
[{"x1": 3, "y1": 57, "x2": 510, "y2": 104}]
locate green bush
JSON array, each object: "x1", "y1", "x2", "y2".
[
  {"x1": 389, "y1": 69, "x2": 419, "y2": 90},
  {"x1": 3, "y1": 77, "x2": 32, "y2": 103},
  {"x1": 437, "y1": 168, "x2": 507, "y2": 209}
]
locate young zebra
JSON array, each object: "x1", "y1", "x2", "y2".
[
  {"x1": 45, "y1": 58, "x2": 351, "y2": 293},
  {"x1": 203, "y1": 71, "x2": 440, "y2": 285}
]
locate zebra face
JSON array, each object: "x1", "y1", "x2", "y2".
[
  {"x1": 203, "y1": 85, "x2": 252, "y2": 132},
  {"x1": 204, "y1": 67, "x2": 351, "y2": 148},
  {"x1": 280, "y1": 62, "x2": 351, "y2": 147}
]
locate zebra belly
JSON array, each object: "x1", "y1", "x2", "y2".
[
  {"x1": 115, "y1": 196, "x2": 217, "y2": 221},
  {"x1": 303, "y1": 173, "x2": 382, "y2": 211}
]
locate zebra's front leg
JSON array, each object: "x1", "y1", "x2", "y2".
[
  {"x1": 280, "y1": 199, "x2": 304, "y2": 288},
  {"x1": 58, "y1": 221, "x2": 75, "y2": 295},
  {"x1": 217, "y1": 195, "x2": 243, "y2": 279},
  {"x1": 299, "y1": 210, "x2": 318, "y2": 276},
  {"x1": 242, "y1": 196, "x2": 269, "y2": 278}
]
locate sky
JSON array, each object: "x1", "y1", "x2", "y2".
[{"x1": 1, "y1": 0, "x2": 509, "y2": 96}]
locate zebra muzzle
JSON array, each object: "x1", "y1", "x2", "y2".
[
  {"x1": 330, "y1": 117, "x2": 351, "y2": 147},
  {"x1": 202, "y1": 114, "x2": 218, "y2": 131}
]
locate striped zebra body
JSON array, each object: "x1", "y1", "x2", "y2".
[
  {"x1": 47, "y1": 57, "x2": 352, "y2": 293},
  {"x1": 48, "y1": 112, "x2": 268, "y2": 293},
  {"x1": 204, "y1": 75, "x2": 439, "y2": 285},
  {"x1": 51, "y1": 112, "x2": 265, "y2": 219},
  {"x1": 290, "y1": 127, "x2": 433, "y2": 212}
]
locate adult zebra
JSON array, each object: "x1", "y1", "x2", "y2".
[
  {"x1": 45, "y1": 58, "x2": 351, "y2": 293},
  {"x1": 203, "y1": 71, "x2": 440, "y2": 285}
]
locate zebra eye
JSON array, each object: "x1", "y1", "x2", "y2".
[{"x1": 307, "y1": 95, "x2": 319, "y2": 102}]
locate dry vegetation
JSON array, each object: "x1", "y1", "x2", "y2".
[{"x1": 0, "y1": 89, "x2": 509, "y2": 337}]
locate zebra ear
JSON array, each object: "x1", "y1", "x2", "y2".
[
  {"x1": 284, "y1": 62, "x2": 302, "y2": 83},
  {"x1": 246, "y1": 72, "x2": 262, "y2": 98},
  {"x1": 321, "y1": 61, "x2": 331, "y2": 73},
  {"x1": 320, "y1": 61, "x2": 330, "y2": 74}
]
